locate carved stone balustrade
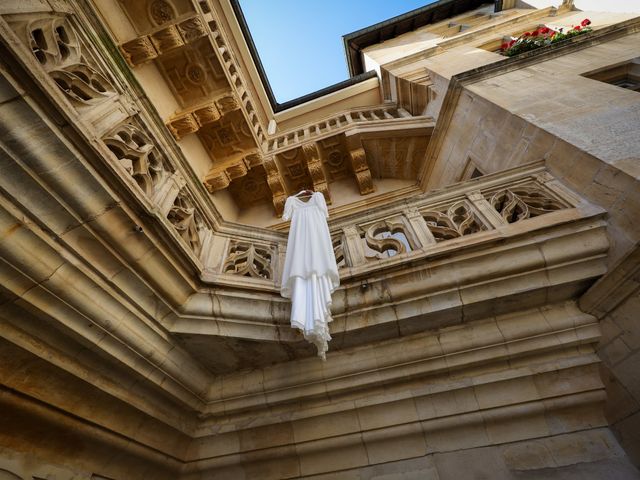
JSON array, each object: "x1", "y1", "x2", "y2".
[
  {"x1": 212, "y1": 165, "x2": 584, "y2": 285},
  {"x1": 267, "y1": 104, "x2": 419, "y2": 154},
  {"x1": 177, "y1": 163, "x2": 608, "y2": 376}
]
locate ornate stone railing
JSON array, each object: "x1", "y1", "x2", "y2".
[
  {"x1": 212, "y1": 168, "x2": 576, "y2": 287},
  {"x1": 266, "y1": 104, "x2": 414, "y2": 154}
]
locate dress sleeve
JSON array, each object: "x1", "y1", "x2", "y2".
[
  {"x1": 315, "y1": 192, "x2": 329, "y2": 218},
  {"x1": 282, "y1": 196, "x2": 294, "y2": 221}
]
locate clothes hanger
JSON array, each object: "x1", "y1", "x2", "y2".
[{"x1": 294, "y1": 189, "x2": 314, "y2": 199}]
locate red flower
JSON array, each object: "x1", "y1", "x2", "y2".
[
  {"x1": 501, "y1": 42, "x2": 509, "y2": 50},
  {"x1": 508, "y1": 39, "x2": 516, "y2": 47},
  {"x1": 573, "y1": 25, "x2": 582, "y2": 31},
  {"x1": 539, "y1": 27, "x2": 550, "y2": 34},
  {"x1": 581, "y1": 18, "x2": 591, "y2": 26},
  {"x1": 523, "y1": 32, "x2": 531, "y2": 37}
]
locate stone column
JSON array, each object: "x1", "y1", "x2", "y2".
[
  {"x1": 343, "y1": 226, "x2": 367, "y2": 266},
  {"x1": 466, "y1": 190, "x2": 506, "y2": 229}
]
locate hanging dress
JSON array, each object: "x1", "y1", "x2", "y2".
[{"x1": 281, "y1": 191, "x2": 339, "y2": 359}]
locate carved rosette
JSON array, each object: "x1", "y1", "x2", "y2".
[
  {"x1": 349, "y1": 147, "x2": 375, "y2": 195},
  {"x1": 148, "y1": 0, "x2": 176, "y2": 26}
]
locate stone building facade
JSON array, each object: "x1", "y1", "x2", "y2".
[{"x1": 0, "y1": 0, "x2": 639, "y2": 478}]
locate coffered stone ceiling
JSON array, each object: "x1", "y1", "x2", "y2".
[{"x1": 116, "y1": 0, "x2": 435, "y2": 221}]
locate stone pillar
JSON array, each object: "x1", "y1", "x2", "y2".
[
  {"x1": 404, "y1": 206, "x2": 437, "y2": 248},
  {"x1": 343, "y1": 226, "x2": 367, "y2": 266},
  {"x1": 466, "y1": 190, "x2": 506, "y2": 229}
]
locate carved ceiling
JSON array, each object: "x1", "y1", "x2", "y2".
[{"x1": 116, "y1": 0, "x2": 435, "y2": 219}]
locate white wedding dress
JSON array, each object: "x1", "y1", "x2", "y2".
[{"x1": 281, "y1": 191, "x2": 339, "y2": 359}]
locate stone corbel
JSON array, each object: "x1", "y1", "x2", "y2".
[
  {"x1": 263, "y1": 155, "x2": 287, "y2": 216},
  {"x1": 120, "y1": 16, "x2": 208, "y2": 67},
  {"x1": 348, "y1": 146, "x2": 375, "y2": 195},
  {"x1": 301, "y1": 143, "x2": 331, "y2": 204},
  {"x1": 120, "y1": 36, "x2": 158, "y2": 67},
  {"x1": 203, "y1": 152, "x2": 261, "y2": 194},
  {"x1": 166, "y1": 101, "x2": 222, "y2": 140},
  {"x1": 215, "y1": 95, "x2": 240, "y2": 115}
]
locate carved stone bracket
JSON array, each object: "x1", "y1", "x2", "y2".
[
  {"x1": 348, "y1": 147, "x2": 375, "y2": 195},
  {"x1": 166, "y1": 94, "x2": 241, "y2": 141},
  {"x1": 167, "y1": 100, "x2": 222, "y2": 140},
  {"x1": 120, "y1": 36, "x2": 158, "y2": 67},
  {"x1": 301, "y1": 143, "x2": 331, "y2": 204},
  {"x1": 262, "y1": 155, "x2": 287, "y2": 216},
  {"x1": 203, "y1": 151, "x2": 261, "y2": 194},
  {"x1": 215, "y1": 95, "x2": 240, "y2": 115},
  {"x1": 121, "y1": 16, "x2": 207, "y2": 67}
]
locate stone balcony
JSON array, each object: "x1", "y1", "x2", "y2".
[
  {"x1": 0, "y1": 1, "x2": 629, "y2": 478},
  {"x1": 0, "y1": 0, "x2": 609, "y2": 399},
  {"x1": 172, "y1": 163, "x2": 608, "y2": 373}
]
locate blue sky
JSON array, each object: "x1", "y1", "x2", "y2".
[{"x1": 239, "y1": 0, "x2": 434, "y2": 103}]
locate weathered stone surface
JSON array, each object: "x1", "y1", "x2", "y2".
[{"x1": 0, "y1": 1, "x2": 639, "y2": 479}]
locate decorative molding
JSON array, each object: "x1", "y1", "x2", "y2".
[
  {"x1": 348, "y1": 147, "x2": 375, "y2": 195},
  {"x1": 301, "y1": 142, "x2": 331, "y2": 204},
  {"x1": 121, "y1": 15, "x2": 207, "y2": 67}
]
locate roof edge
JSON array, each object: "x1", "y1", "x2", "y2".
[
  {"x1": 342, "y1": 0, "x2": 499, "y2": 77},
  {"x1": 229, "y1": 0, "x2": 379, "y2": 113}
]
